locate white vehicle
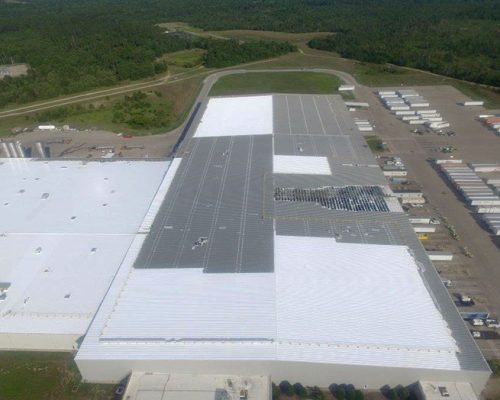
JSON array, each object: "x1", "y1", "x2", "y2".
[
  {"x1": 460, "y1": 295, "x2": 472, "y2": 304},
  {"x1": 471, "y1": 330, "x2": 481, "y2": 338},
  {"x1": 442, "y1": 280, "x2": 452, "y2": 288},
  {"x1": 485, "y1": 319, "x2": 500, "y2": 328},
  {"x1": 471, "y1": 318, "x2": 484, "y2": 326}
]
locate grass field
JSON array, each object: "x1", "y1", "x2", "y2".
[
  {"x1": 210, "y1": 71, "x2": 342, "y2": 96},
  {"x1": 206, "y1": 29, "x2": 332, "y2": 44},
  {"x1": 0, "y1": 74, "x2": 205, "y2": 137},
  {"x1": 163, "y1": 48, "x2": 206, "y2": 69},
  {"x1": 246, "y1": 50, "x2": 500, "y2": 109},
  {"x1": 0, "y1": 352, "x2": 113, "y2": 400},
  {"x1": 364, "y1": 135, "x2": 385, "y2": 153}
]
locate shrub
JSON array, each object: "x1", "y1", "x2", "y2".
[
  {"x1": 489, "y1": 359, "x2": 500, "y2": 376},
  {"x1": 335, "y1": 387, "x2": 346, "y2": 400},
  {"x1": 272, "y1": 383, "x2": 281, "y2": 400},
  {"x1": 346, "y1": 387, "x2": 356, "y2": 400},
  {"x1": 279, "y1": 381, "x2": 294, "y2": 397},
  {"x1": 293, "y1": 383, "x2": 307, "y2": 398},
  {"x1": 389, "y1": 389, "x2": 399, "y2": 400},
  {"x1": 398, "y1": 386, "x2": 410, "y2": 400}
]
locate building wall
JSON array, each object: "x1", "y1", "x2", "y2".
[
  {"x1": 0, "y1": 333, "x2": 80, "y2": 351},
  {"x1": 76, "y1": 359, "x2": 490, "y2": 396}
]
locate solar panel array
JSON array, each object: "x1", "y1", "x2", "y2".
[{"x1": 274, "y1": 185, "x2": 390, "y2": 212}]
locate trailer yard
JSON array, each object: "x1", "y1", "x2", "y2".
[{"x1": 351, "y1": 84, "x2": 500, "y2": 359}]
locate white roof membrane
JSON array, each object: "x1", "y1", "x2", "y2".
[
  {"x1": 78, "y1": 234, "x2": 460, "y2": 371},
  {"x1": 0, "y1": 159, "x2": 171, "y2": 336},
  {"x1": 0, "y1": 159, "x2": 170, "y2": 234},
  {"x1": 100, "y1": 268, "x2": 276, "y2": 341},
  {"x1": 273, "y1": 155, "x2": 332, "y2": 175},
  {"x1": 274, "y1": 235, "x2": 458, "y2": 354},
  {"x1": 193, "y1": 96, "x2": 273, "y2": 138}
]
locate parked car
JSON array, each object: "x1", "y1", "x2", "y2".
[
  {"x1": 114, "y1": 384, "x2": 125, "y2": 400},
  {"x1": 486, "y1": 319, "x2": 500, "y2": 328}
]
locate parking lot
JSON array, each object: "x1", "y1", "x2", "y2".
[{"x1": 351, "y1": 84, "x2": 500, "y2": 359}]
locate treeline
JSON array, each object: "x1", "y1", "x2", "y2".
[
  {"x1": 0, "y1": 2, "x2": 296, "y2": 108},
  {"x1": 202, "y1": 40, "x2": 296, "y2": 68},
  {"x1": 0, "y1": 14, "x2": 191, "y2": 107},
  {"x1": 0, "y1": 0, "x2": 498, "y2": 108},
  {"x1": 308, "y1": 19, "x2": 499, "y2": 87},
  {"x1": 112, "y1": 92, "x2": 171, "y2": 129}
]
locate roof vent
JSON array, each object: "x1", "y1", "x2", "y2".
[
  {"x1": 41, "y1": 193, "x2": 49, "y2": 199},
  {"x1": 18, "y1": 189, "x2": 25, "y2": 194},
  {"x1": 91, "y1": 247, "x2": 97, "y2": 253},
  {"x1": 70, "y1": 216, "x2": 77, "y2": 221},
  {"x1": 64, "y1": 293, "x2": 71, "y2": 299},
  {"x1": 35, "y1": 247, "x2": 42, "y2": 254}
]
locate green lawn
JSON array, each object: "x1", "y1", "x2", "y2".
[
  {"x1": 245, "y1": 51, "x2": 500, "y2": 109},
  {"x1": 163, "y1": 48, "x2": 206, "y2": 68},
  {"x1": 0, "y1": 74, "x2": 205, "y2": 138},
  {"x1": 0, "y1": 352, "x2": 113, "y2": 400},
  {"x1": 210, "y1": 71, "x2": 342, "y2": 96},
  {"x1": 364, "y1": 135, "x2": 385, "y2": 153}
]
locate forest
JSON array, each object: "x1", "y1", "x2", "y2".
[
  {"x1": 0, "y1": 3, "x2": 296, "y2": 108},
  {"x1": 0, "y1": 0, "x2": 498, "y2": 108}
]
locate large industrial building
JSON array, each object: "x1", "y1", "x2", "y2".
[
  {"x1": 75, "y1": 94, "x2": 490, "y2": 393},
  {"x1": 0, "y1": 93, "x2": 491, "y2": 396},
  {"x1": 0, "y1": 159, "x2": 171, "y2": 349}
]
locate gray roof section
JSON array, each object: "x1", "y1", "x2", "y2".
[
  {"x1": 273, "y1": 94, "x2": 357, "y2": 137},
  {"x1": 134, "y1": 135, "x2": 274, "y2": 273}
]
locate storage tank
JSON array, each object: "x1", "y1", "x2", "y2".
[
  {"x1": 36, "y1": 142, "x2": 46, "y2": 158},
  {"x1": 8, "y1": 142, "x2": 18, "y2": 158},
  {"x1": 1, "y1": 142, "x2": 11, "y2": 158},
  {"x1": 15, "y1": 141, "x2": 25, "y2": 158}
]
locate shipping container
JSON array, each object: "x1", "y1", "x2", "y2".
[
  {"x1": 463, "y1": 101, "x2": 484, "y2": 106},
  {"x1": 409, "y1": 217, "x2": 433, "y2": 224},
  {"x1": 485, "y1": 117, "x2": 500, "y2": 124},
  {"x1": 413, "y1": 225, "x2": 436, "y2": 233},
  {"x1": 435, "y1": 159, "x2": 463, "y2": 164},
  {"x1": 427, "y1": 251, "x2": 453, "y2": 261},
  {"x1": 402, "y1": 116, "x2": 420, "y2": 121},
  {"x1": 408, "y1": 102, "x2": 430, "y2": 108},
  {"x1": 339, "y1": 85, "x2": 355, "y2": 91},
  {"x1": 394, "y1": 110, "x2": 416, "y2": 115},
  {"x1": 476, "y1": 206, "x2": 500, "y2": 214}
]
